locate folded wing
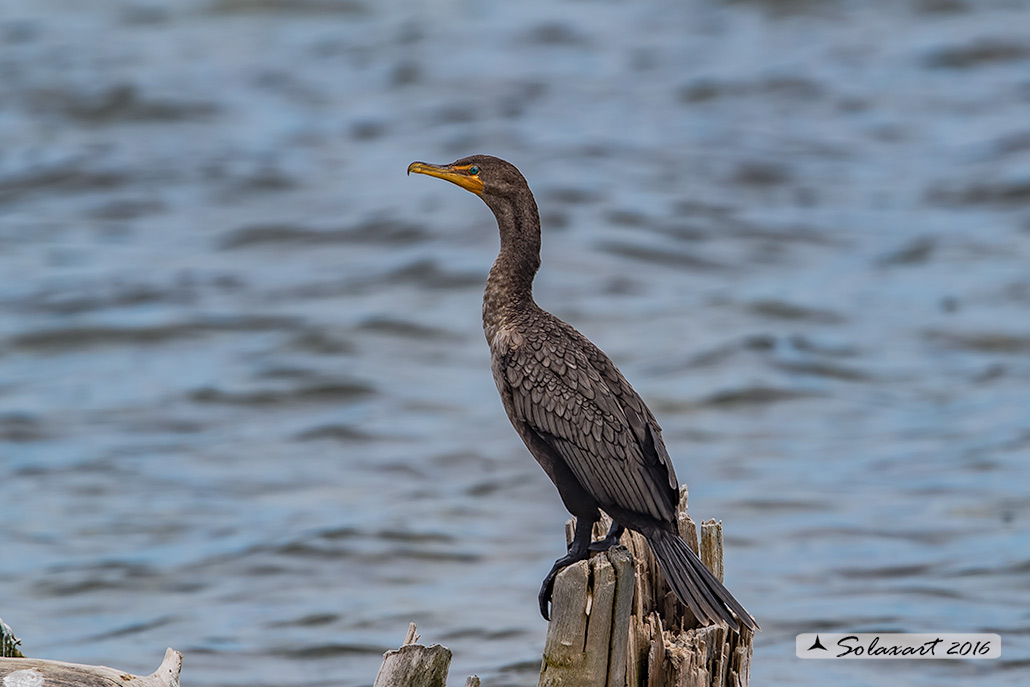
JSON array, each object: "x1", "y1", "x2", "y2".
[{"x1": 500, "y1": 319, "x2": 679, "y2": 524}]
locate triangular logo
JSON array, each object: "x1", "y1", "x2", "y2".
[{"x1": 808, "y1": 635, "x2": 828, "y2": 651}]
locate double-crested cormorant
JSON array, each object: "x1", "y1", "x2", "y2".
[{"x1": 408, "y1": 155, "x2": 757, "y2": 631}]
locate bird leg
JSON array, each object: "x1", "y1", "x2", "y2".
[
  {"x1": 588, "y1": 521, "x2": 625, "y2": 551},
  {"x1": 538, "y1": 514, "x2": 596, "y2": 620}
]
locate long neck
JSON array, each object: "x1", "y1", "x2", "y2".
[{"x1": 482, "y1": 190, "x2": 541, "y2": 341}]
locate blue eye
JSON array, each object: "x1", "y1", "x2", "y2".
[{"x1": 468, "y1": 166, "x2": 480, "y2": 175}]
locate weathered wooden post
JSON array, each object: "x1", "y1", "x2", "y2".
[
  {"x1": 538, "y1": 546, "x2": 636, "y2": 687},
  {"x1": 539, "y1": 487, "x2": 754, "y2": 687},
  {"x1": 373, "y1": 623, "x2": 455, "y2": 687}
]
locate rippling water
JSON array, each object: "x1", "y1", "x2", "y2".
[{"x1": 1, "y1": 1, "x2": 1028, "y2": 685}]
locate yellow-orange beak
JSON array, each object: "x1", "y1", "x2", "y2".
[{"x1": 407, "y1": 161, "x2": 484, "y2": 195}]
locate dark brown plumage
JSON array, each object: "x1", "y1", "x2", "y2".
[{"x1": 408, "y1": 154, "x2": 757, "y2": 631}]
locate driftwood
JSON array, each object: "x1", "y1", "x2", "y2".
[
  {"x1": 0, "y1": 650, "x2": 181, "y2": 687},
  {"x1": 1, "y1": 616, "x2": 182, "y2": 687},
  {"x1": 539, "y1": 486, "x2": 754, "y2": 687}
]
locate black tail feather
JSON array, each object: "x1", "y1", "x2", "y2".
[{"x1": 647, "y1": 528, "x2": 759, "y2": 631}]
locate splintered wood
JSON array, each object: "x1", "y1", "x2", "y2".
[
  {"x1": 539, "y1": 546, "x2": 635, "y2": 687},
  {"x1": 539, "y1": 487, "x2": 754, "y2": 687},
  {"x1": 1, "y1": 618, "x2": 24, "y2": 659},
  {"x1": 373, "y1": 623, "x2": 453, "y2": 687}
]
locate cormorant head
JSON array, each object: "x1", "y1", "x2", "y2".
[{"x1": 407, "y1": 155, "x2": 530, "y2": 204}]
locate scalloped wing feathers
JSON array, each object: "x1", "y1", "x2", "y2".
[{"x1": 491, "y1": 311, "x2": 678, "y2": 523}]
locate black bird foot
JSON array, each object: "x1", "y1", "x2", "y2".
[
  {"x1": 538, "y1": 549, "x2": 590, "y2": 620},
  {"x1": 539, "y1": 514, "x2": 598, "y2": 620},
  {"x1": 588, "y1": 522, "x2": 625, "y2": 552}
]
